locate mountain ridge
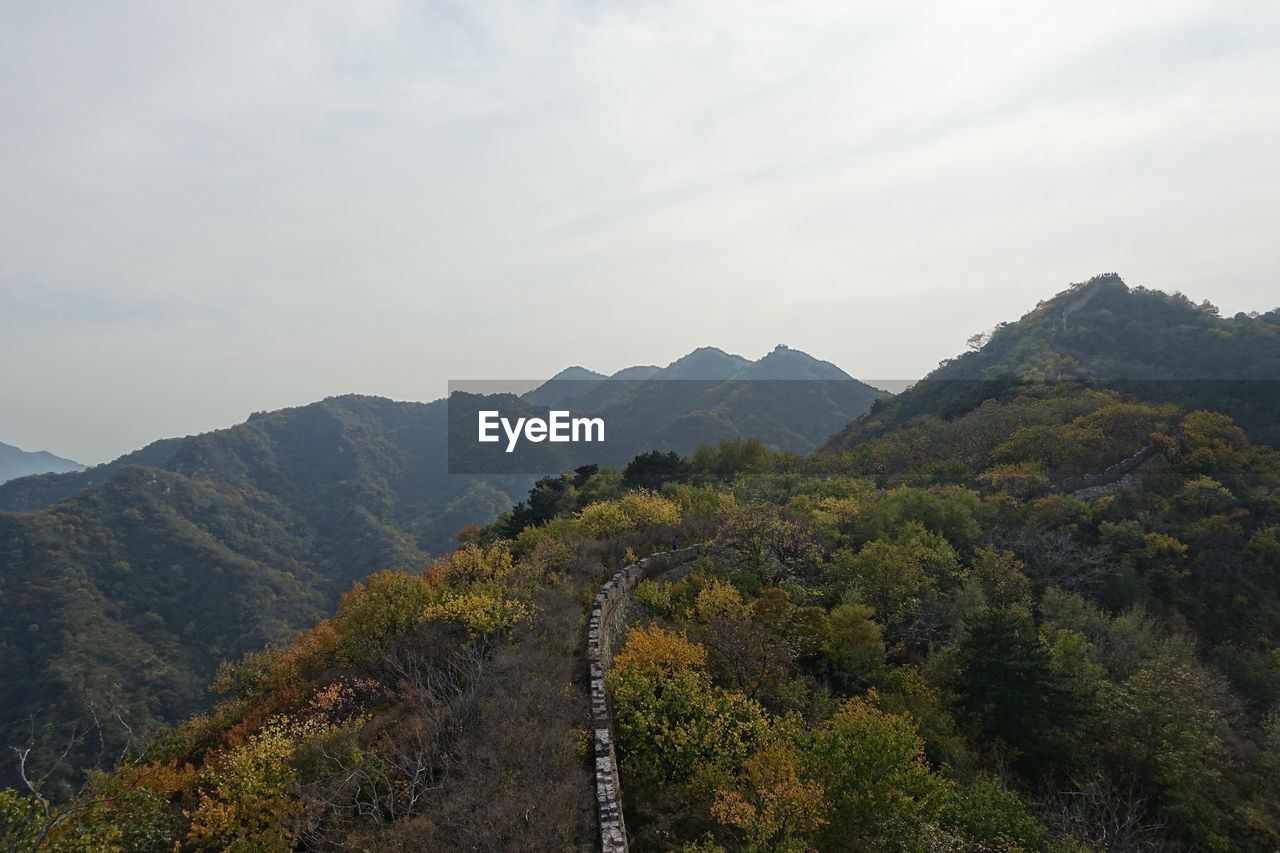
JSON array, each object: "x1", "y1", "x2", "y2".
[
  {"x1": 827, "y1": 273, "x2": 1280, "y2": 450},
  {"x1": 0, "y1": 345, "x2": 878, "y2": 789},
  {"x1": 0, "y1": 441, "x2": 84, "y2": 484}
]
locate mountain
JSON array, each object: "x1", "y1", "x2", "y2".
[
  {"x1": 20, "y1": 334, "x2": 1280, "y2": 850},
  {"x1": 0, "y1": 346, "x2": 879, "y2": 788},
  {"x1": 660, "y1": 345, "x2": 752, "y2": 379},
  {"x1": 518, "y1": 345, "x2": 884, "y2": 458},
  {"x1": 0, "y1": 442, "x2": 83, "y2": 484},
  {"x1": 827, "y1": 273, "x2": 1280, "y2": 451},
  {"x1": 745, "y1": 343, "x2": 854, "y2": 380},
  {"x1": 11, "y1": 293, "x2": 1280, "y2": 851},
  {"x1": 0, "y1": 437, "x2": 186, "y2": 511},
  {"x1": 0, "y1": 396, "x2": 512, "y2": 789},
  {"x1": 520, "y1": 366, "x2": 607, "y2": 406},
  {"x1": 609, "y1": 364, "x2": 661, "y2": 381}
]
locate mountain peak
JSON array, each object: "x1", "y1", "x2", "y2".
[
  {"x1": 522, "y1": 366, "x2": 607, "y2": 407},
  {"x1": 747, "y1": 345, "x2": 853, "y2": 381},
  {"x1": 0, "y1": 441, "x2": 84, "y2": 485},
  {"x1": 829, "y1": 274, "x2": 1280, "y2": 449},
  {"x1": 663, "y1": 347, "x2": 751, "y2": 380},
  {"x1": 546, "y1": 365, "x2": 607, "y2": 382}
]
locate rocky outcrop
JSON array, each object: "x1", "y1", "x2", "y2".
[{"x1": 587, "y1": 546, "x2": 702, "y2": 853}]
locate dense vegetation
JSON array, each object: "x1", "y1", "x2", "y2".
[
  {"x1": 830, "y1": 274, "x2": 1280, "y2": 449},
  {"x1": 3, "y1": 278, "x2": 1279, "y2": 851},
  {"x1": 9, "y1": 389, "x2": 1280, "y2": 849},
  {"x1": 0, "y1": 490, "x2": 691, "y2": 850},
  {"x1": 606, "y1": 405, "x2": 1280, "y2": 850},
  {"x1": 0, "y1": 348, "x2": 874, "y2": 793}
]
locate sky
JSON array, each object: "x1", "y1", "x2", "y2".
[{"x1": 2, "y1": 0, "x2": 1278, "y2": 464}]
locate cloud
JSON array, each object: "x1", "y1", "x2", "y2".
[{"x1": 1, "y1": 0, "x2": 1278, "y2": 461}]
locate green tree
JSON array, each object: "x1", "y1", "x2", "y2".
[
  {"x1": 804, "y1": 697, "x2": 951, "y2": 850},
  {"x1": 622, "y1": 450, "x2": 689, "y2": 491},
  {"x1": 953, "y1": 608, "x2": 1089, "y2": 777}
]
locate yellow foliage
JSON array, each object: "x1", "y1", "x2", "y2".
[
  {"x1": 668, "y1": 484, "x2": 738, "y2": 518},
  {"x1": 577, "y1": 501, "x2": 632, "y2": 538},
  {"x1": 787, "y1": 493, "x2": 866, "y2": 537},
  {"x1": 620, "y1": 491, "x2": 682, "y2": 526},
  {"x1": 422, "y1": 591, "x2": 530, "y2": 634},
  {"x1": 693, "y1": 580, "x2": 751, "y2": 623},
  {"x1": 612, "y1": 624, "x2": 707, "y2": 677},
  {"x1": 711, "y1": 740, "x2": 828, "y2": 845},
  {"x1": 635, "y1": 579, "x2": 673, "y2": 614},
  {"x1": 333, "y1": 570, "x2": 436, "y2": 664},
  {"x1": 523, "y1": 531, "x2": 573, "y2": 573},
  {"x1": 608, "y1": 626, "x2": 769, "y2": 785},
  {"x1": 137, "y1": 761, "x2": 201, "y2": 798},
  {"x1": 330, "y1": 553, "x2": 533, "y2": 660},
  {"x1": 514, "y1": 516, "x2": 577, "y2": 555},
  {"x1": 976, "y1": 463, "x2": 1050, "y2": 501},
  {"x1": 1143, "y1": 531, "x2": 1189, "y2": 558},
  {"x1": 188, "y1": 716, "x2": 333, "y2": 852},
  {"x1": 577, "y1": 491, "x2": 681, "y2": 539},
  {"x1": 428, "y1": 540, "x2": 516, "y2": 586}
]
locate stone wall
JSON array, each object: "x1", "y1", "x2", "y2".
[
  {"x1": 1060, "y1": 444, "x2": 1162, "y2": 498},
  {"x1": 587, "y1": 546, "x2": 702, "y2": 853}
]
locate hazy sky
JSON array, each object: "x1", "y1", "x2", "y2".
[{"x1": 2, "y1": 0, "x2": 1278, "y2": 463}]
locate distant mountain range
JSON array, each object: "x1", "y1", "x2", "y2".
[
  {"x1": 527, "y1": 344, "x2": 858, "y2": 400},
  {"x1": 0, "y1": 345, "x2": 882, "y2": 786},
  {"x1": 452, "y1": 345, "x2": 882, "y2": 473},
  {"x1": 0, "y1": 442, "x2": 82, "y2": 484}
]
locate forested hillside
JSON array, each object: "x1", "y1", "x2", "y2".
[
  {"x1": 10, "y1": 391, "x2": 1280, "y2": 850},
  {"x1": 4, "y1": 281, "x2": 1280, "y2": 851},
  {"x1": 0, "y1": 348, "x2": 877, "y2": 794},
  {"x1": 829, "y1": 274, "x2": 1280, "y2": 450}
]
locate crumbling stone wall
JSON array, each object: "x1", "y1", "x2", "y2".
[
  {"x1": 587, "y1": 546, "x2": 702, "y2": 853},
  {"x1": 1061, "y1": 444, "x2": 1162, "y2": 498}
]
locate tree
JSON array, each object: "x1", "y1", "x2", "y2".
[
  {"x1": 864, "y1": 487, "x2": 982, "y2": 550},
  {"x1": 822, "y1": 603, "x2": 885, "y2": 692},
  {"x1": 502, "y1": 470, "x2": 588, "y2": 534},
  {"x1": 188, "y1": 716, "x2": 332, "y2": 852},
  {"x1": 967, "y1": 545, "x2": 1032, "y2": 609},
  {"x1": 835, "y1": 523, "x2": 962, "y2": 626},
  {"x1": 607, "y1": 626, "x2": 768, "y2": 785},
  {"x1": 622, "y1": 450, "x2": 689, "y2": 491},
  {"x1": 1105, "y1": 656, "x2": 1231, "y2": 849},
  {"x1": 804, "y1": 697, "x2": 951, "y2": 850},
  {"x1": 941, "y1": 779, "x2": 1046, "y2": 850},
  {"x1": 953, "y1": 608, "x2": 1089, "y2": 777},
  {"x1": 575, "y1": 491, "x2": 680, "y2": 539},
  {"x1": 689, "y1": 437, "x2": 772, "y2": 480},
  {"x1": 710, "y1": 740, "x2": 827, "y2": 848}
]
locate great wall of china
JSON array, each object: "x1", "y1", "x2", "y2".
[
  {"x1": 1061, "y1": 443, "x2": 1164, "y2": 500},
  {"x1": 586, "y1": 545, "x2": 703, "y2": 853}
]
